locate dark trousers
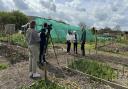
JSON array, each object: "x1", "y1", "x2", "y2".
[
  {"x1": 39, "y1": 43, "x2": 46, "y2": 63},
  {"x1": 81, "y1": 42, "x2": 85, "y2": 56},
  {"x1": 74, "y1": 42, "x2": 77, "y2": 54},
  {"x1": 67, "y1": 41, "x2": 71, "y2": 53}
]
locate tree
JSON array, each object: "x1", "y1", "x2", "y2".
[
  {"x1": 0, "y1": 10, "x2": 28, "y2": 30},
  {"x1": 12, "y1": 11, "x2": 28, "y2": 30}
]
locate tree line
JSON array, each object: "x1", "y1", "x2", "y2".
[{"x1": 0, "y1": 10, "x2": 28, "y2": 30}]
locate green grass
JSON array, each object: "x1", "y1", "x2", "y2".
[
  {"x1": 21, "y1": 80, "x2": 69, "y2": 89},
  {"x1": 76, "y1": 42, "x2": 95, "y2": 50},
  {"x1": 0, "y1": 33, "x2": 27, "y2": 47},
  {"x1": 116, "y1": 39, "x2": 128, "y2": 44},
  {"x1": 0, "y1": 33, "x2": 6, "y2": 37},
  {"x1": 68, "y1": 59, "x2": 116, "y2": 80},
  {"x1": 0, "y1": 64, "x2": 8, "y2": 70},
  {"x1": 11, "y1": 33, "x2": 27, "y2": 47}
]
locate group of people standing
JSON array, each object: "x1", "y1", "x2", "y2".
[
  {"x1": 25, "y1": 21, "x2": 86, "y2": 78},
  {"x1": 26, "y1": 21, "x2": 48, "y2": 78},
  {"x1": 66, "y1": 29, "x2": 86, "y2": 56},
  {"x1": 66, "y1": 31, "x2": 78, "y2": 54}
]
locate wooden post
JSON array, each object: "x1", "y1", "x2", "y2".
[
  {"x1": 122, "y1": 66, "x2": 125, "y2": 77},
  {"x1": 95, "y1": 29, "x2": 98, "y2": 54},
  {"x1": 117, "y1": 70, "x2": 119, "y2": 79},
  {"x1": 89, "y1": 49, "x2": 91, "y2": 55},
  {"x1": 73, "y1": 55, "x2": 76, "y2": 69},
  {"x1": 44, "y1": 62, "x2": 47, "y2": 81},
  {"x1": 66, "y1": 57, "x2": 68, "y2": 67}
]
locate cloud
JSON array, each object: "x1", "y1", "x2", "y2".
[
  {"x1": 0, "y1": 0, "x2": 15, "y2": 11},
  {"x1": 13, "y1": 0, "x2": 29, "y2": 10},
  {"x1": 0, "y1": 0, "x2": 128, "y2": 31},
  {"x1": 49, "y1": 3, "x2": 56, "y2": 12},
  {"x1": 77, "y1": 8, "x2": 86, "y2": 12},
  {"x1": 0, "y1": 1, "x2": 6, "y2": 10},
  {"x1": 40, "y1": 0, "x2": 56, "y2": 12}
]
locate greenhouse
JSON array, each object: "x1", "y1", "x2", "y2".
[{"x1": 34, "y1": 17, "x2": 95, "y2": 42}]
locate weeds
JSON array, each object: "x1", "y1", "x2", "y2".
[
  {"x1": 0, "y1": 33, "x2": 27, "y2": 47},
  {"x1": 21, "y1": 80, "x2": 69, "y2": 89},
  {"x1": 68, "y1": 59, "x2": 116, "y2": 80},
  {"x1": 0, "y1": 64, "x2": 8, "y2": 70}
]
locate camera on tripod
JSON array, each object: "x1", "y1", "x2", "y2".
[
  {"x1": 47, "y1": 24, "x2": 52, "y2": 31},
  {"x1": 43, "y1": 23, "x2": 52, "y2": 32}
]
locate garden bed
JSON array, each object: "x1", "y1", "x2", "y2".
[
  {"x1": 0, "y1": 42, "x2": 128, "y2": 89},
  {"x1": 68, "y1": 59, "x2": 117, "y2": 80},
  {"x1": 0, "y1": 33, "x2": 27, "y2": 48},
  {"x1": 0, "y1": 43, "x2": 28, "y2": 64},
  {"x1": 22, "y1": 80, "x2": 68, "y2": 89},
  {"x1": 98, "y1": 43, "x2": 128, "y2": 55}
]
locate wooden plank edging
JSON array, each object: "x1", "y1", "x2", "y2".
[{"x1": 64, "y1": 67, "x2": 128, "y2": 89}]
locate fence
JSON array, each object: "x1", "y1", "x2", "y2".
[{"x1": 0, "y1": 24, "x2": 15, "y2": 34}]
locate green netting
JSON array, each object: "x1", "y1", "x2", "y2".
[{"x1": 34, "y1": 17, "x2": 95, "y2": 42}]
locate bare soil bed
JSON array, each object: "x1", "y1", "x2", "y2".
[
  {"x1": 0, "y1": 43, "x2": 128, "y2": 89},
  {"x1": 98, "y1": 43, "x2": 128, "y2": 55}
]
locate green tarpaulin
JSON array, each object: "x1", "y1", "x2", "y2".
[{"x1": 34, "y1": 17, "x2": 94, "y2": 43}]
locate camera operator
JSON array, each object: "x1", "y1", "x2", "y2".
[
  {"x1": 39, "y1": 23, "x2": 48, "y2": 65},
  {"x1": 39, "y1": 23, "x2": 52, "y2": 66}
]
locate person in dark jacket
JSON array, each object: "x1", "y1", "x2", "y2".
[
  {"x1": 39, "y1": 23, "x2": 47, "y2": 65},
  {"x1": 81, "y1": 28, "x2": 86, "y2": 56}
]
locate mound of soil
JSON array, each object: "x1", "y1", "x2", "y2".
[
  {"x1": 98, "y1": 43, "x2": 128, "y2": 53},
  {"x1": 0, "y1": 43, "x2": 28, "y2": 64}
]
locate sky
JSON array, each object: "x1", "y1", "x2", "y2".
[{"x1": 0, "y1": 0, "x2": 128, "y2": 31}]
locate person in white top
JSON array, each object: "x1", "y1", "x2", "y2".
[
  {"x1": 72, "y1": 31, "x2": 78, "y2": 54},
  {"x1": 66, "y1": 31, "x2": 72, "y2": 54}
]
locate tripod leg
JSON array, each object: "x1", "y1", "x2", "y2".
[{"x1": 49, "y1": 34, "x2": 60, "y2": 65}]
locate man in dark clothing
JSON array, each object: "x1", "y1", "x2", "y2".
[
  {"x1": 81, "y1": 28, "x2": 86, "y2": 56},
  {"x1": 39, "y1": 23, "x2": 47, "y2": 65}
]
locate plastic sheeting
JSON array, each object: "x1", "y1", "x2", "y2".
[{"x1": 34, "y1": 17, "x2": 94, "y2": 42}]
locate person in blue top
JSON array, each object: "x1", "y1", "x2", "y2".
[{"x1": 81, "y1": 28, "x2": 86, "y2": 56}]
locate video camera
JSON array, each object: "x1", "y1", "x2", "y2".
[
  {"x1": 47, "y1": 24, "x2": 52, "y2": 31},
  {"x1": 44, "y1": 23, "x2": 52, "y2": 32}
]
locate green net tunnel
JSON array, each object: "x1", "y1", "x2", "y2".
[{"x1": 34, "y1": 17, "x2": 95, "y2": 43}]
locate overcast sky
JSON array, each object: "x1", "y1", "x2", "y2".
[{"x1": 0, "y1": 0, "x2": 128, "y2": 31}]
